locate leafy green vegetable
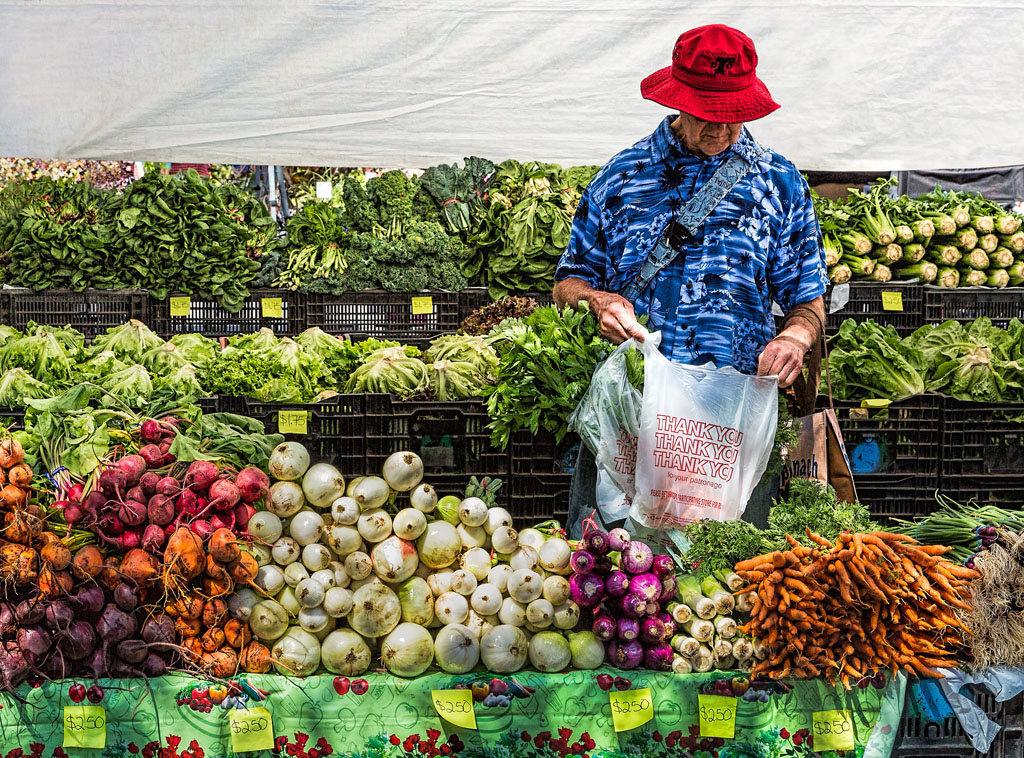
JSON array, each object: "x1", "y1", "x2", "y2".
[
  {"x1": 0, "y1": 368, "x2": 51, "y2": 406},
  {"x1": 97, "y1": 364, "x2": 154, "y2": 407},
  {"x1": 765, "y1": 478, "x2": 877, "y2": 551},
  {"x1": 418, "y1": 157, "x2": 495, "y2": 234},
  {"x1": 168, "y1": 333, "x2": 220, "y2": 368},
  {"x1": 91, "y1": 319, "x2": 163, "y2": 362},
  {"x1": 345, "y1": 346, "x2": 429, "y2": 398},
  {"x1": 425, "y1": 334, "x2": 498, "y2": 381},
  {"x1": 824, "y1": 319, "x2": 926, "y2": 401},
  {"x1": 426, "y1": 360, "x2": 488, "y2": 401},
  {"x1": 0, "y1": 326, "x2": 82, "y2": 383},
  {"x1": 679, "y1": 519, "x2": 771, "y2": 579}
]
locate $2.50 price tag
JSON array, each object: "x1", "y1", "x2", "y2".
[
  {"x1": 698, "y1": 694, "x2": 736, "y2": 739},
  {"x1": 431, "y1": 689, "x2": 476, "y2": 729},
  {"x1": 169, "y1": 296, "x2": 191, "y2": 317},
  {"x1": 880, "y1": 290, "x2": 903, "y2": 311},
  {"x1": 411, "y1": 296, "x2": 434, "y2": 315},
  {"x1": 229, "y1": 706, "x2": 275, "y2": 752},
  {"x1": 812, "y1": 709, "x2": 854, "y2": 751},
  {"x1": 63, "y1": 705, "x2": 106, "y2": 749},
  {"x1": 609, "y1": 688, "x2": 653, "y2": 732},
  {"x1": 278, "y1": 410, "x2": 308, "y2": 434},
  {"x1": 261, "y1": 297, "x2": 283, "y2": 319}
]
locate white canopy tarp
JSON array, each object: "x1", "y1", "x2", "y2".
[{"x1": 1, "y1": 0, "x2": 1022, "y2": 171}]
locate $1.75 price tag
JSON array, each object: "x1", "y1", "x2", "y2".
[
  {"x1": 698, "y1": 694, "x2": 736, "y2": 739},
  {"x1": 169, "y1": 296, "x2": 191, "y2": 317},
  {"x1": 609, "y1": 688, "x2": 653, "y2": 732},
  {"x1": 261, "y1": 297, "x2": 283, "y2": 319},
  {"x1": 278, "y1": 410, "x2": 308, "y2": 434},
  {"x1": 229, "y1": 706, "x2": 275, "y2": 752},
  {"x1": 431, "y1": 689, "x2": 476, "y2": 729},
  {"x1": 411, "y1": 296, "x2": 434, "y2": 315},
  {"x1": 63, "y1": 705, "x2": 106, "y2": 749},
  {"x1": 812, "y1": 709, "x2": 854, "y2": 751}
]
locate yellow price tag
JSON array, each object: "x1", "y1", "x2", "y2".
[
  {"x1": 881, "y1": 291, "x2": 903, "y2": 311},
  {"x1": 229, "y1": 706, "x2": 275, "y2": 752},
  {"x1": 169, "y1": 296, "x2": 191, "y2": 317},
  {"x1": 812, "y1": 709, "x2": 855, "y2": 751},
  {"x1": 609, "y1": 688, "x2": 654, "y2": 732},
  {"x1": 411, "y1": 296, "x2": 434, "y2": 315},
  {"x1": 261, "y1": 297, "x2": 283, "y2": 319},
  {"x1": 63, "y1": 705, "x2": 106, "y2": 749},
  {"x1": 860, "y1": 398, "x2": 892, "y2": 409},
  {"x1": 431, "y1": 689, "x2": 476, "y2": 730},
  {"x1": 698, "y1": 694, "x2": 736, "y2": 739},
  {"x1": 278, "y1": 410, "x2": 308, "y2": 435}
]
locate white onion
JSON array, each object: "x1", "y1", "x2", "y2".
[
  {"x1": 321, "y1": 629, "x2": 371, "y2": 675},
  {"x1": 352, "y1": 476, "x2": 391, "y2": 510},
  {"x1": 272, "y1": 627, "x2": 321, "y2": 676},
  {"x1": 484, "y1": 507, "x2": 512, "y2": 535},
  {"x1": 382, "y1": 451, "x2": 423, "y2": 492},
  {"x1": 470, "y1": 583, "x2": 503, "y2": 616},
  {"x1": 344, "y1": 551, "x2": 372, "y2": 580},
  {"x1": 302, "y1": 462, "x2": 346, "y2": 508},
  {"x1": 553, "y1": 601, "x2": 580, "y2": 630},
  {"x1": 510, "y1": 545, "x2": 539, "y2": 571},
  {"x1": 298, "y1": 604, "x2": 331, "y2": 633},
  {"x1": 450, "y1": 569, "x2": 478, "y2": 596},
  {"x1": 323, "y1": 524, "x2": 361, "y2": 557},
  {"x1": 526, "y1": 598, "x2": 554, "y2": 628},
  {"x1": 491, "y1": 526, "x2": 519, "y2": 554},
  {"x1": 330, "y1": 496, "x2": 360, "y2": 525},
  {"x1": 499, "y1": 597, "x2": 526, "y2": 627},
  {"x1": 542, "y1": 575, "x2": 571, "y2": 606},
  {"x1": 382, "y1": 622, "x2": 435, "y2": 677},
  {"x1": 435, "y1": 591, "x2": 469, "y2": 625},
  {"x1": 331, "y1": 564, "x2": 350, "y2": 588},
  {"x1": 283, "y1": 562, "x2": 309, "y2": 588},
  {"x1": 268, "y1": 481, "x2": 304, "y2": 517},
  {"x1": 345, "y1": 476, "x2": 364, "y2": 497},
  {"x1": 357, "y1": 508, "x2": 393, "y2": 543},
  {"x1": 296, "y1": 578, "x2": 326, "y2": 608},
  {"x1": 457, "y1": 523, "x2": 488, "y2": 549},
  {"x1": 302, "y1": 543, "x2": 332, "y2": 571},
  {"x1": 426, "y1": 568, "x2": 454, "y2": 597},
  {"x1": 249, "y1": 599, "x2": 290, "y2": 640},
  {"x1": 397, "y1": 577, "x2": 434, "y2": 625},
  {"x1": 371, "y1": 536, "x2": 419, "y2": 583},
  {"x1": 276, "y1": 585, "x2": 301, "y2": 615},
  {"x1": 228, "y1": 587, "x2": 259, "y2": 621},
  {"x1": 323, "y1": 587, "x2": 354, "y2": 618},
  {"x1": 507, "y1": 569, "x2": 542, "y2": 603},
  {"x1": 311, "y1": 569, "x2": 336, "y2": 590},
  {"x1": 517, "y1": 528, "x2": 546, "y2": 553},
  {"x1": 434, "y1": 624, "x2": 480, "y2": 673},
  {"x1": 416, "y1": 521, "x2": 460, "y2": 568},
  {"x1": 528, "y1": 631, "x2": 571, "y2": 672},
  {"x1": 392, "y1": 508, "x2": 427, "y2": 540},
  {"x1": 269, "y1": 441, "x2": 310, "y2": 481},
  {"x1": 250, "y1": 542, "x2": 273, "y2": 567},
  {"x1": 538, "y1": 539, "x2": 571, "y2": 573},
  {"x1": 409, "y1": 483, "x2": 437, "y2": 513},
  {"x1": 289, "y1": 511, "x2": 325, "y2": 546},
  {"x1": 458, "y1": 497, "x2": 488, "y2": 527},
  {"x1": 256, "y1": 564, "x2": 285, "y2": 595},
  {"x1": 524, "y1": 621, "x2": 545, "y2": 634},
  {"x1": 272, "y1": 537, "x2": 300, "y2": 566},
  {"x1": 567, "y1": 631, "x2": 605, "y2": 670},
  {"x1": 487, "y1": 564, "x2": 512, "y2": 593},
  {"x1": 460, "y1": 548, "x2": 491, "y2": 580},
  {"x1": 248, "y1": 511, "x2": 283, "y2": 542},
  {"x1": 480, "y1": 625, "x2": 528, "y2": 673},
  {"x1": 349, "y1": 582, "x2": 401, "y2": 637},
  {"x1": 349, "y1": 575, "x2": 382, "y2": 592},
  {"x1": 466, "y1": 610, "x2": 498, "y2": 639}
]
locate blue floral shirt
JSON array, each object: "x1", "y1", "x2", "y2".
[{"x1": 555, "y1": 116, "x2": 828, "y2": 374}]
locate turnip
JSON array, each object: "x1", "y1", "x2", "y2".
[
  {"x1": 283, "y1": 562, "x2": 309, "y2": 588},
  {"x1": 302, "y1": 542, "x2": 331, "y2": 571},
  {"x1": 330, "y1": 496, "x2": 359, "y2": 525},
  {"x1": 268, "y1": 481, "x2": 304, "y2": 517}
]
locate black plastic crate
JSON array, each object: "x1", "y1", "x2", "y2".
[
  {"x1": 823, "y1": 396, "x2": 941, "y2": 476},
  {"x1": 940, "y1": 475, "x2": 1024, "y2": 510},
  {"x1": 364, "y1": 395, "x2": 508, "y2": 478},
  {"x1": 1, "y1": 288, "x2": 149, "y2": 339},
  {"x1": 941, "y1": 399, "x2": 1024, "y2": 477},
  {"x1": 0, "y1": 406, "x2": 26, "y2": 431},
  {"x1": 852, "y1": 473, "x2": 941, "y2": 523},
  {"x1": 895, "y1": 689, "x2": 1023, "y2": 757},
  {"x1": 307, "y1": 291, "x2": 459, "y2": 342},
  {"x1": 243, "y1": 395, "x2": 366, "y2": 477},
  {"x1": 151, "y1": 289, "x2": 304, "y2": 338},
  {"x1": 924, "y1": 286, "x2": 1024, "y2": 328},
  {"x1": 195, "y1": 397, "x2": 219, "y2": 415},
  {"x1": 510, "y1": 429, "x2": 581, "y2": 475},
  {"x1": 457, "y1": 287, "x2": 555, "y2": 323},
  {"x1": 424, "y1": 473, "x2": 509, "y2": 509},
  {"x1": 509, "y1": 473, "x2": 572, "y2": 525},
  {"x1": 826, "y1": 282, "x2": 924, "y2": 336}
]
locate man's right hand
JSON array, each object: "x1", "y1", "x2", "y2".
[{"x1": 588, "y1": 291, "x2": 646, "y2": 344}]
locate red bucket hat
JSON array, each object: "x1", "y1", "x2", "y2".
[{"x1": 641, "y1": 25, "x2": 780, "y2": 123}]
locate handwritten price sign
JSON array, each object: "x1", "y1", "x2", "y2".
[
  {"x1": 812, "y1": 709, "x2": 854, "y2": 751},
  {"x1": 278, "y1": 410, "x2": 308, "y2": 434},
  {"x1": 169, "y1": 296, "x2": 191, "y2": 317},
  {"x1": 431, "y1": 689, "x2": 476, "y2": 729},
  {"x1": 698, "y1": 694, "x2": 736, "y2": 739},
  {"x1": 229, "y1": 706, "x2": 275, "y2": 752},
  {"x1": 609, "y1": 688, "x2": 653, "y2": 732},
  {"x1": 63, "y1": 705, "x2": 106, "y2": 748},
  {"x1": 411, "y1": 296, "x2": 434, "y2": 315},
  {"x1": 880, "y1": 291, "x2": 904, "y2": 311},
  {"x1": 261, "y1": 297, "x2": 283, "y2": 319}
]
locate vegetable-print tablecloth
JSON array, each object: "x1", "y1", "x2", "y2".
[{"x1": 0, "y1": 669, "x2": 906, "y2": 758}]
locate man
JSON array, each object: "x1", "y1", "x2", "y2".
[{"x1": 555, "y1": 25, "x2": 828, "y2": 536}]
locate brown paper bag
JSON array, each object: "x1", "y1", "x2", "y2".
[{"x1": 781, "y1": 408, "x2": 857, "y2": 504}]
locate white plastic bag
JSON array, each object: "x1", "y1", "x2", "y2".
[{"x1": 631, "y1": 332, "x2": 778, "y2": 528}]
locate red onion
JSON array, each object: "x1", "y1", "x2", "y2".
[
  {"x1": 628, "y1": 573, "x2": 662, "y2": 602},
  {"x1": 604, "y1": 570, "x2": 630, "y2": 598},
  {"x1": 608, "y1": 639, "x2": 643, "y2": 670},
  {"x1": 591, "y1": 614, "x2": 616, "y2": 642},
  {"x1": 616, "y1": 617, "x2": 640, "y2": 641},
  {"x1": 570, "y1": 549, "x2": 595, "y2": 575},
  {"x1": 639, "y1": 616, "x2": 666, "y2": 644},
  {"x1": 643, "y1": 642, "x2": 674, "y2": 671},
  {"x1": 607, "y1": 528, "x2": 631, "y2": 552},
  {"x1": 619, "y1": 593, "x2": 647, "y2": 619},
  {"x1": 621, "y1": 541, "x2": 654, "y2": 574},
  {"x1": 569, "y1": 573, "x2": 605, "y2": 609},
  {"x1": 582, "y1": 529, "x2": 611, "y2": 556},
  {"x1": 659, "y1": 575, "x2": 678, "y2": 604},
  {"x1": 652, "y1": 554, "x2": 675, "y2": 578}
]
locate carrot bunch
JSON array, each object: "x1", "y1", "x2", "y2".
[{"x1": 735, "y1": 528, "x2": 977, "y2": 686}]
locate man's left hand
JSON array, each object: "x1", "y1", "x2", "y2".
[{"x1": 757, "y1": 334, "x2": 809, "y2": 388}]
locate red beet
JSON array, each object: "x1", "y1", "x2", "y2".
[
  {"x1": 139, "y1": 471, "x2": 161, "y2": 498},
  {"x1": 176, "y1": 489, "x2": 200, "y2": 518},
  {"x1": 209, "y1": 479, "x2": 240, "y2": 511},
  {"x1": 147, "y1": 494, "x2": 175, "y2": 526},
  {"x1": 140, "y1": 419, "x2": 164, "y2": 444},
  {"x1": 117, "y1": 500, "x2": 147, "y2": 528},
  {"x1": 116, "y1": 455, "x2": 146, "y2": 488},
  {"x1": 126, "y1": 486, "x2": 145, "y2": 503},
  {"x1": 98, "y1": 468, "x2": 127, "y2": 497},
  {"x1": 209, "y1": 511, "x2": 235, "y2": 532},
  {"x1": 234, "y1": 502, "x2": 255, "y2": 532},
  {"x1": 63, "y1": 502, "x2": 84, "y2": 525},
  {"x1": 191, "y1": 520, "x2": 214, "y2": 540},
  {"x1": 185, "y1": 460, "x2": 219, "y2": 492},
  {"x1": 142, "y1": 524, "x2": 167, "y2": 553},
  {"x1": 234, "y1": 467, "x2": 270, "y2": 504},
  {"x1": 139, "y1": 445, "x2": 164, "y2": 469},
  {"x1": 156, "y1": 476, "x2": 179, "y2": 497}
]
